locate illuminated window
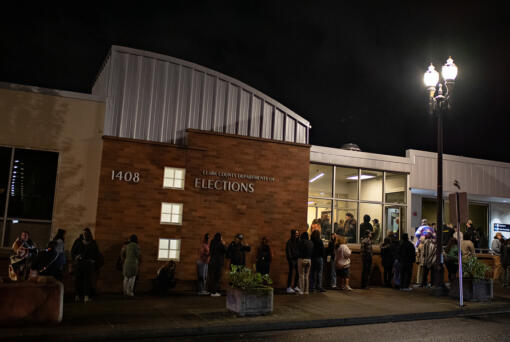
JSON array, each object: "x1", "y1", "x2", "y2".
[
  {"x1": 158, "y1": 238, "x2": 181, "y2": 261},
  {"x1": 163, "y1": 167, "x2": 185, "y2": 189},
  {"x1": 160, "y1": 202, "x2": 183, "y2": 225}
]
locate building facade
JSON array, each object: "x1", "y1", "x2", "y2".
[{"x1": 1, "y1": 46, "x2": 510, "y2": 291}]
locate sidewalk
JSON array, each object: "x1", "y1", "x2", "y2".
[{"x1": 2, "y1": 286, "x2": 510, "y2": 341}]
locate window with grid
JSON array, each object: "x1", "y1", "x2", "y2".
[
  {"x1": 163, "y1": 167, "x2": 185, "y2": 189},
  {"x1": 158, "y1": 238, "x2": 181, "y2": 261},
  {"x1": 160, "y1": 202, "x2": 183, "y2": 225}
]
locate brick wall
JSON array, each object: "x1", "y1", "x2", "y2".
[{"x1": 94, "y1": 130, "x2": 310, "y2": 293}]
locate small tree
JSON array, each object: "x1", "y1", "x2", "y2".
[{"x1": 462, "y1": 256, "x2": 491, "y2": 280}]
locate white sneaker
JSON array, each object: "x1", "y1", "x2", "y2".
[
  {"x1": 198, "y1": 291, "x2": 210, "y2": 296},
  {"x1": 294, "y1": 287, "x2": 301, "y2": 293},
  {"x1": 405, "y1": 288, "x2": 413, "y2": 291},
  {"x1": 210, "y1": 292, "x2": 221, "y2": 297},
  {"x1": 345, "y1": 285, "x2": 353, "y2": 291},
  {"x1": 84, "y1": 296, "x2": 92, "y2": 303},
  {"x1": 286, "y1": 287, "x2": 295, "y2": 294},
  {"x1": 331, "y1": 285, "x2": 337, "y2": 289}
]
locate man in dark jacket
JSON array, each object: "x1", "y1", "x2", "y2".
[
  {"x1": 310, "y1": 230, "x2": 326, "y2": 292},
  {"x1": 325, "y1": 233, "x2": 337, "y2": 288},
  {"x1": 398, "y1": 233, "x2": 416, "y2": 291},
  {"x1": 285, "y1": 229, "x2": 300, "y2": 293},
  {"x1": 360, "y1": 230, "x2": 373, "y2": 289},
  {"x1": 226, "y1": 234, "x2": 251, "y2": 268}
]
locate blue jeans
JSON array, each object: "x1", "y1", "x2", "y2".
[
  {"x1": 310, "y1": 257, "x2": 324, "y2": 290},
  {"x1": 330, "y1": 259, "x2": 337, "y2": 287},
  {"x1": 196, "y1": 261, "x2": 208, "y2": 293}
]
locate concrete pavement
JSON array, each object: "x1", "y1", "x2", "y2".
[{"x1": 2, "y1": 286, "x2": 510, "y2": 341}]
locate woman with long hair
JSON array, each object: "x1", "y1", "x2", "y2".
[
  {"x1": 71, "y1": 228, "x2": 101, "y2": 303},
  {"x1": 121, "y1": 234, "x2": 141, "y2": 297}
]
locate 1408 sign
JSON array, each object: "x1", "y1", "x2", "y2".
[{"x1": 111, "y1": 170, "x2": 140, "y2": 183}]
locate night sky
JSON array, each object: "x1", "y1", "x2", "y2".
[{"x1": 1, "y1": 2, "x2": 509, "y2": 162}]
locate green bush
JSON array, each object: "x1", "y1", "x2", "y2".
[
  {"x1": 229, "y1": 265, "x2": 273, "y2": 291},
  {"x1": 462, "y1": 256, "x2": 491, "y2": 280}
]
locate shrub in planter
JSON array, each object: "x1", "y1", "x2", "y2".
[
  {"x1": 226, "y1": 265, "x2": 274, "y2": 316},
  {"x1": 449, "y1": 257, "x2": 493, "y2": 302}
]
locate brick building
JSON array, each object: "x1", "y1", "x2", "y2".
[{"x1": 1, "y1": 46, "x2": 510, "y2": 292}]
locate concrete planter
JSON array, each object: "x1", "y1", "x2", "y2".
[
  {"x1": 226, "y1": 286, "x2": 273, "y2": 316},
  {"x1": 449, "y1": 278, "x2": 493, "y2": 302}
]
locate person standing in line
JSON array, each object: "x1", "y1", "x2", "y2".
[
  {"x1": 398, "y1": 233, "x2": 416, "y2": 291},
  {"x1": 380, "y1": 237, "x2": 394, "y2": 287},
  {"x1": 285, "y1": 229, "x2": 300, "y2": 294},
  {"x1": 121, "y1": 234, "x2": 140, "y2": 297},
  {"x1": 256, "y1": 237, "x2": 273, "y2": 275},
  {"x1": 310, "y1": 230, "x2": 326, "y2": 292},
  {"x1": 372, "y1": 219, "x2": 381, "y2": 244},
  {"x1": 421, "y1": 233, "x2": 437, "y2": 288},
  {"x1": 390, "y1": 233, "x2": 401, "y2": 289},
  {"x1": 444, "y1": 237, "x2": 459, "y2": 283},
  {"x1": 415, "y1": 236, "x2": 426, "y2": 286},
  {"x1": 52, "y1": 229, "x2": 66, "y2": 281},
  {"x1": 226, "y1": 234, "x2": 251, "y2": 268},
  {"x1": 297, "y1": 232, "x2": 313, "y2": 295},
  {"x1": 501, "y1": 239, "x2": 510, "y2": 288},
  {"x1": 465, "y1": 219, "x2": 480, "y2": 247},
  {"x1": 208, "y1": 233, "x2": 226, "y2": 297},
  {"x1": 452, "y1": 225, "x2": 464, "y2": 241},
  {"x1": 491, "y1": 232, "x2": 504, "y2": 284},
  {"x1": 344, "y1": 213, "x2": 357, "y2": 243},
  {"x1": 360, "y1": 230, "x2": 373, "y2": 289},
  {"x1": 461, "y1": 232, "x2": 476, "y2": 259},
  {"x1": 326, "y1": 233, "x2": 337, "y2": 289},
  {"x1": 196, "y1": 233, "x2": 210, "y2": 295},
  {"x1": 359, "y1": 215, "x2": 373, "y2": 242},
  {"x1": 71, "y1": 228, "x2": 101, "y2": 303},
  {"x1": 335, "y1": 236, "x2": 352, "y2": 291}
]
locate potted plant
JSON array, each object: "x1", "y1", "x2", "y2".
[
  {"x1": 449, "y1": 256, "x2": 493, "y2": 302},
  {"x1": 226, "y1": 265, "x2": 273, "y2": 316}
]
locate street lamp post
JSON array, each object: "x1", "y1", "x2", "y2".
[{"x1": 423, "y1": 57, "x2": 458, "y2": 289}]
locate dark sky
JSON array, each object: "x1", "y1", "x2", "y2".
[{"x1": 2, "y1": 2, "x2": 509, "y2": 162}]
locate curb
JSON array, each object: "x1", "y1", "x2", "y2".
[{"x1": 4, "y1": 304, "x2": 510, "y2": 341}]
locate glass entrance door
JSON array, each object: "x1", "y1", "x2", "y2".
[{"x1": 385, "y1": 206, "x2": 403, "y2": 240}]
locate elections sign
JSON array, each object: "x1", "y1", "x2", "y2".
[{"x1": 494, "y1": 223, "x2": 510, "y2": 232}]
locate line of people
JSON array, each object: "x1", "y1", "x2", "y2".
[{"x1": 196, "y1": 232, "x2": 272, "y2": 296}]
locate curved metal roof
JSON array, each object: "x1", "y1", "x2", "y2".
[{"x1": 92, "y1": 46, "x2": 310, "y2": 144}]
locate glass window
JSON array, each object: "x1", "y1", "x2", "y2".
[
  {"x1": 160, "y1": 203, "x2": 183, "y2": 225},
  {"x1": 334, "y1": 200, "x2": 358, "y2": 243},
  {"x1": 309, "y1": 164, "x2": 333, "y2": 198},
  {"x1": 359, "y1": 203, "x2": 383, "y2": 244},
  {"x1": 335, "y1": 167, "x2": 359, "y2": 200},
  {"x1": 163, "y1": 167, "x2": 186, "y2": 189},
  {"x1": 158, "y1": 238, "x2": 181, "y2": 261},
  {"x1": 307, "y1": 198, "x2": 333, "y2": 240},
  {"x1": 360, "y1": 170, "x2": 383, "y2": 202},
  {"x1": 385, "y1": 172, "x2": 407, "y2": 204},
  {"x1": 385, "y1": 205, "x2": 406, "y2": 241},
  {"x1": 7, "y1": 149, "x2": 58, "y2": 220}
]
